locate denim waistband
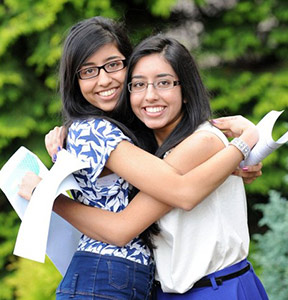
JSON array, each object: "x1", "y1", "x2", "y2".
[{"x1": 73, "y1": 250, "x2": 155, "y2": 271}]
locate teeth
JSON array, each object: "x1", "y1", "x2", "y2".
[
  {"x1": 99, "y1": 88, "x2": 116, "y2": 97},
  {"x1": 145, "y1": 106, "x2": 164, "y2": 113}
]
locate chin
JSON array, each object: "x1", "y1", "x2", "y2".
[{"x1": 145, "y1": 122, "x2": 162, "y2": 130}]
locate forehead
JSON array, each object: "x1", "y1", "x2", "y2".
[
  {"x1": 132, "y1": 54, "x2": 176, "y2": 77},
  {"x1": 84, "y1": 42, "x2": 123, "y2": 65}
]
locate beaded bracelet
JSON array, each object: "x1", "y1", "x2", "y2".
[{"x1": 229, "y1": 138, "x2": 250, "y2": 160}]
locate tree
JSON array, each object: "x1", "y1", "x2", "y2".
[{"x1": 252, "y1": 190, "x2": 288, "y2": 299}]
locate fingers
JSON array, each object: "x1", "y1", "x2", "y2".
[
  {"x1": 243, "y1": 177, "x2": 258, "y2": 184},
  {"x1": 245, "y1": 162, "x2": 263, "y2": 172},
  {"x1": 211, "y1": 115, "x2": 254, "y2": 129},
  {"x1": 45, "y1": 126, "x2": 66, "y2": 162},
  {"x1": 210, "y1": 115, "x2": 258, "y2": 148},
  {"x1": 18, "y1": 171, "x2": 42, "y2": 200},
  {"x1": 211, "y1": 116, "x2": 242, "y2": 137},
  {"x1": 233, "y1": 163, "x2": 263, "y2": 184},
  {"x1": 45, "y1": 126, "x2": 61, "y2": 158}
]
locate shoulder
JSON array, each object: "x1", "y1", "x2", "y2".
[
  {"x1": 195, "y1": 121, "x2": 229, "y2": 145},
  {"x1": 164, "y1": 122, "x2": 226, "y2": 171},
  {"x1": 180, "y1": 122, "x2": 226, "y2": 151},
  {"x1": 70, "y1": 118, "x2": 129, "y2": 140},
  {"x1": 71, "y1": 118, "x2": 116, "y2": 130}
]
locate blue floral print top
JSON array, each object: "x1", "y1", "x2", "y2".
[{"x1": 66, "y1": 118, "x2": 151, "y2": 265}]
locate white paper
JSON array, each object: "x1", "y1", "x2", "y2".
[
  {"x1": 0, "y1": 147, "x2": 88, "y2": 276},
  {"x1": 0, "y1": 147, "x2": 48, "y2": 219},
  {"x1": 240, "y1": 110, "x2": 288, "y2": 166}
]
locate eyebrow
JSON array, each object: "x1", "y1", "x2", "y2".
[
  {"x1": 81, "y1": 55, "x2": 124, "y2": 67},
  {"x1": 131, "y1": 73, "x2": 174, "y2": 79}
]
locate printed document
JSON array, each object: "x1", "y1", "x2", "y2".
[{"x1": 0, "y1": 147, "x2": 87, "y2": 276}]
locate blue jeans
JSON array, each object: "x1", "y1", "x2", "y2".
[
  {"x1": 56, "y1": 251, "x2": 155, "y2": 300},
  {"x1": 156, "y1": 259, "x2": 269, "y2": 300}
]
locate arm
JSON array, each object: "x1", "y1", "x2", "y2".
[
  {"x1": 53, "y1": 128, "x2": 225, "y2": 246},
  {"x1": 105, "y1": 116, "x2": 258, "y2": 210},
  {"x1": 25, "y1": 115, "x2": 258, "y2": 210},
  {"x1": 20, "y1": 121, "x2": 250, "y2": 246},
  {"x1": 45, "y1": 121, "x2": 261, "y2": 183}
]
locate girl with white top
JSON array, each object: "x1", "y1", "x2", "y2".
[{"x1": 113, "y1": 34, "x2": 268, "y2": 299}]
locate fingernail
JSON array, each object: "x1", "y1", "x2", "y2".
[
  {"x1": 57, "y1": 146, "x2": 62, "y2": 152},
  {"x1": 242, "y1": 167, "x2": 248, "y2": 171},
  {"x1": 52, "y1": 154, "x2": 57, "y2": 163},
  {"x1": 211, "y1": 119, "x2": 219, "y2": 124}
]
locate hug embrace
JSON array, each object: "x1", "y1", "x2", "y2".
[{"x1": 19, "y1": 16, "x2": 267, "y2": 300}]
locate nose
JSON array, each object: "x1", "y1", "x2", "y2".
[
  {"x1": 97, "y1": 68, "x2": 112, "y2": 86},
  {"x1": 145, "y1": 84, "x2": 159, "y2": 102}
]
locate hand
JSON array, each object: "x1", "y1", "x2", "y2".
[
  {"x1": 211, "y1": 115, "x2": 258, "y2": 149},
  {"x1": 18, "y1": 171, "x2": 42, "y2": 200},
  {"x1": 233, "y1": 162, "x2": 263, "y2": 184},
  {"x1": 45, "y1": 126, "x2": 67, "y2": 162}
]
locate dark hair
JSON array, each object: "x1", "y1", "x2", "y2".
[
  {"x1": 60, "y1": 16, "x2": 133, "y2": 125},
  {"x1": 114, "y1": 34, "x2": 212, "y2": 158}
]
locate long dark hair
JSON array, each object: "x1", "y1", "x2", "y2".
[{"x1": 114, "y1": 34, "x2": 212, "y2": 158}]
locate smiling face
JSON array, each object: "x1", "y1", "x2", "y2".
[
  {"x1": 130, "y1": 53, "x2": 183, "y2": 144},
  {"x1": 78, "y1": 43, "x2": 126, "y2": 112}
]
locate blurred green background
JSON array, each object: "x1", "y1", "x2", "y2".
[{"x1": 0, "y1": 0, "x2": 288, "y2": 299}]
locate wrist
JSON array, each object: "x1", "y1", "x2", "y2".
[{"x1": 229, "y1": 138, "x2": 250, "y2": 160}]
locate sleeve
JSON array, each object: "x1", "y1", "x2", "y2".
[{"x1": 67, "y1": 118, "x2": 131, "y2": 180}]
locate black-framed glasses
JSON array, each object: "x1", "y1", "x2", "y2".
[
  {"x1": 128, "y1": 79, "x2": 181, "y2": 93},
  {"x1": 77, "y1": 59, "x2": 127, "y2": 80}
]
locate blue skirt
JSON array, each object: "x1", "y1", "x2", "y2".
[
  {"x1": 156, "y1": 259, "x2": 269, "y2": 300},
  {"x1": 56, "y1": 251, "x2": 155, "y2": 300}
]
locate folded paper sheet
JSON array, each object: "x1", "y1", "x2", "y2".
[
  {"x1": 0, "y1": 147, "x2": 87, "y2": 276},
  {"x1": 240, "y1": 110, "x2": 288, "y2": 167}
]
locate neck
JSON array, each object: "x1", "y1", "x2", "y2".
[
  {"x1": 154, "y1": 115, "x2": 183, "y2": 146},
  {"x1": 154, "y1": 128, "x2": 171, "y2": 146}
]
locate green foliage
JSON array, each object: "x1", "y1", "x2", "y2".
[
  {"x1": 147, "y1": 0, "x2": 177, "y2": 18},
  {"x1": 252, "y1": 191, "x2": 288, "y2": 299},
  {"x1": 0, "y1": 210, "x2": 19, "y2": 300},
  {"x1": 205, "y1": 65, "x2": 288, "y2": 194},
  {"x1": 5, "y1": 257, "x2": 62, "y2": 300},
  {"x1": 197, "y1": 0, "x2": 288, "y2": 196}
]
